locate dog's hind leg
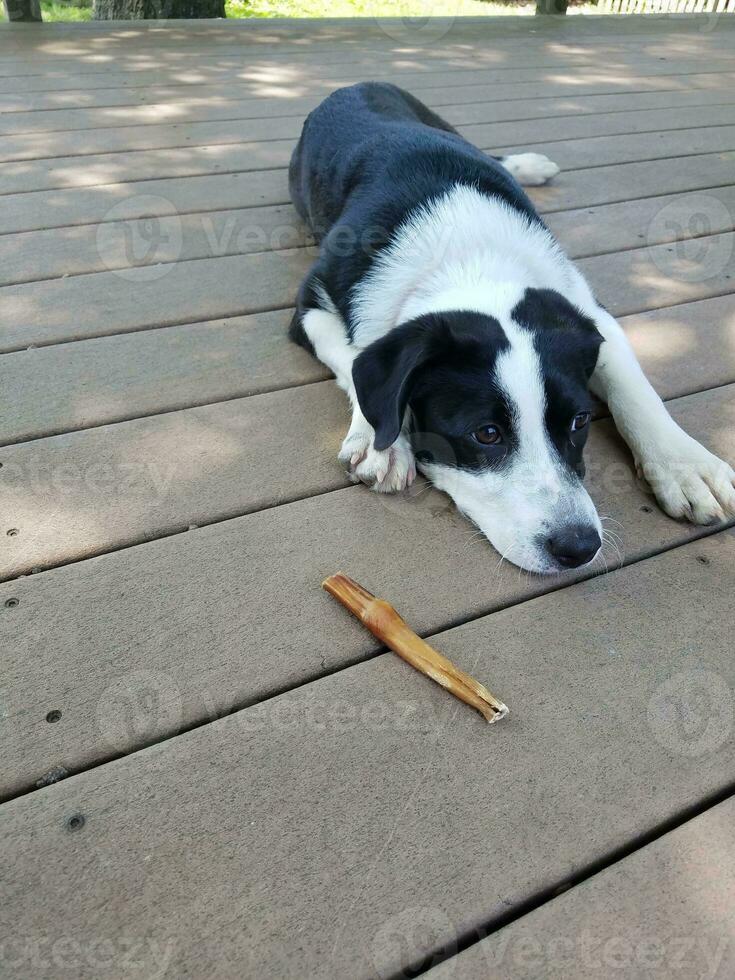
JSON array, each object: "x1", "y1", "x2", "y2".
[
  {"x1": 301, "y1": 307, "x2": 416, "y2": 493},
  {"x1": 581, "y1": 299, "x2": 735, "y2": 525},
  {"x1": 498, "y1": 153, "x2": 560, "y2": 186}
]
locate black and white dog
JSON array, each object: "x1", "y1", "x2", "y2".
[{"x1": 289, "y1": 82, "x2": 734, "y2": 573}]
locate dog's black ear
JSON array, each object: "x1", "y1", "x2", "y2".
[{"x1": 352, "y1": 315, "x2": 443, "y2": 451}]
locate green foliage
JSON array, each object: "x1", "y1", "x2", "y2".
[
  {"x1": 2, "y1": 0, "x2": 539, "y2": 21},
  {"x1": 225, "y1": 0, "x2": 534, "y2": 16},
  {"x1": 41, "y1": 0, "x2": 93, "y2": 19}
]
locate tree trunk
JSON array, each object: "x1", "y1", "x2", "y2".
[
  {"x1": 535, "y1": 0, "x2": 568, "y2": 11},
  {"x1": 3, "y1": 0, "x2": 42, "y2": 20},
  {"x1": 93, "y1": 0, "x2": 225, "y2": 18}
]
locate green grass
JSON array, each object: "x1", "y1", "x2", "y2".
[
  {"x1": 3, "y1": 0, "x2": 537, "y2": 22},
  {"x1": 40, "y1": 0, "x2": 93, "y2": 20},
  {"x1": 226, "y1": 0, "x2": 534, "y2": 17}
]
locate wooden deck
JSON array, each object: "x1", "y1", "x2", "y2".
[{"x1": 1, "y1": 13, "x2": 735, "y2": 979}]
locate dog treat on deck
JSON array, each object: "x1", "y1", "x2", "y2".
[{"x1": 322, "y1": 573, "x2": 508, "y2": 724}]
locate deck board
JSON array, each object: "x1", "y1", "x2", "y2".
[
  {"x1": 3, "y1": 86, "x2": 735, "y2": 136},
  {"x1": 1, "y1": 15, "x2": 734, "y2": 979},
  {"x1": 1, "y1": 295, "x2": 732, "y2": 447},
  {"x1": 423, "y1": 794, "x2": 735, "y2": 979},
  {"x1": 3, "y1": 68, "x2": 733, "y2": 114},
  {"x1": 6, "y1": 58, "x2": 732, "y2": 96},
  {"x1": 1, "y1": 531, "x2": 733, "y2": 978},
  {"x1": 7, "y1": 102, "x2": 735, "y2": 163},
  {"x1": 2, "y1": 384, "x2": 733, "y2": 797},
  {"x1": 3, "y1": 151, "x2": 734, "y2": 237},
  {"x1": 3, "y1": 230, "x2": 733, "y2": 351},
  {"x1": 4, "y1": 123, "x2": 735, "y2": 197},
  {"x1": 2, "y1": 184, "x2": 734, "y2": 287}
]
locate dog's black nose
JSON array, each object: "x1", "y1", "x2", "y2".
[{"x1": 547, "y1": 526, "x2": 601, "y2": 568}]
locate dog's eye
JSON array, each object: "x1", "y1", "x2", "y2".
[
  {"x1": 571, "y1": 412, "x2": 591, "y2": 432},
  {"x1": 472, "y1": 424, "x2": 503, "y2": 446}
]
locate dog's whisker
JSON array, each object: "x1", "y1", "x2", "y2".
[{"x1": 600, "y1": 530, "x2": 624, "y2": 569}]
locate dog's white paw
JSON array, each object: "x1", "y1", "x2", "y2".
[
  {"x1": 638, "y1": 433, "x2": 735, "y2": 525},
  {"x1": 339, "y1": 430, "x2": 416, "y2": 493},
  {"x1": 501, "y1": 153, "x2": 560, "y2": 187}
]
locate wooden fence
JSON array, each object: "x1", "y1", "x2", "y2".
[{"x1": 597, "y1": 0, "x2": 735, "y2": 12}]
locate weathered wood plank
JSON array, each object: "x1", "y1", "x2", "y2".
[
  {"x1": 1, "y1": 27, "x2": 732, "y2": 77},
  {"x1": 1, "y1": 68, "x2": 731, "y2": 115},
  {"x1": 1, "y1": 528, "x2": 733, "y2": 977},
  {"x1": 0, "y1": 202, "x2": 307, "y2": 287},
  {"x1": 4, "y1": 43, "x2": 733, "y2": 81},
  {"x1": 581, "y1": 233, "x2": 735, "y2": 317},
  {"x1": 2, "y1": 231, "x2": 733, "y2": 350},
  {"x1": 3, "y1": 85, "x2": 735, "y2": 137},
  {"x1": 0, "y1": 168, "x2": 289, "y2": 236},
  {"x1": 1, "y1": 295, "x2": 732, "y2": 447},
  {"x1": 0, "y1": 141, "x2": 295, "y2": 196},
  {"x1": 546, "y1": 187, "x2": 735, "y2": 259},
  {"x1": 1, "y1": 56, "x2": 731, "y2": 96},
  {"x1": 3, "y1": 185, "x2": 734, "y2": 288},
  {"x1": 0, "y1": 309, "x2": 328, "y2": 445},
  {"x1": 4, "y1": 124, "x2": 735, "y2": 196},
  {"x1": 424, "y1": 795, "x2": 735, "y2": 979},
  {"x1": 0, "y1": 247, "x2": 306, "y2": 351},
  {"x1": 535, "y1": 151, "x2": 735, "y2": 215},
  {"x1": 5, "y1": 103, "x2": 735, "y2": 165},
  {"x1": 2, "y1": 356, "x2": 734, "y2": 584},
  {"x1": 493, "y1": 125, "x2": 735, "y2": 173},
  {"x1": 2, "y1": 151, "x2": 733, "y2": 237},
  {"x1": 1, "y1": 13, "x2": 732, "y2": 39},
  {"x1": 0, "y1": 384, "x2": 733, "y2": 799}
]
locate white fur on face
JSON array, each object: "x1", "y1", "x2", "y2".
[
  {"x1": 418, "y1": 290, "x2": 601, "y2": 574},
  {"x1": 347, "y1": 183, "x2": 602, "y2": 572}
]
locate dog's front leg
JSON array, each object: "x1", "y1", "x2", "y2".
[
  {"x1": 301, "y1": 308, "x2": 416, "y2": 493},
  {"x1": 587, "y1": 303, "x2": 735, "y2": 524}
]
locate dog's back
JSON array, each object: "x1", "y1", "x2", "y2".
[
  {"x1": 288, "y1": 82, "x2": 542, "y2": 350},
  {"x1": 288, "y1": 82, "x2": 538, "y2": 244}
]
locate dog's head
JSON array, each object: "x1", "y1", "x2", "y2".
[{"x1": 352, "y1": 287, "x2": 604, "y2": 573}]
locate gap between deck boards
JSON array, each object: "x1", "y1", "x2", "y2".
[
  {"x1": 398, "y1": 778, "x2": 735, "y2": 979},
  {"x1": 1, "y1": 521, "x2": 732, "y2": 809},
  {"x1": 2, "y1": 180, "x2": 733, "y2": 288}
]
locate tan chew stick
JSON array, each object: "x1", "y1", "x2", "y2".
[{"x1": 322, "y1": 573, "x2": 508, "y2": 724}]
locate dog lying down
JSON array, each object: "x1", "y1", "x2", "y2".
[{"x1": 288, "y1": 82, "x2": 735, "y2": 574}]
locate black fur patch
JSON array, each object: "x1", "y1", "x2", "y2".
[
  {"x1": 511, "y1": 288, "x2": 603, "y2": 476},
  {"x1": 353, "y1": 311, "x2": 511, "y2": 465},
  {"x1": 288, "y1": 82, "x2": 545, "y2": 338}
]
